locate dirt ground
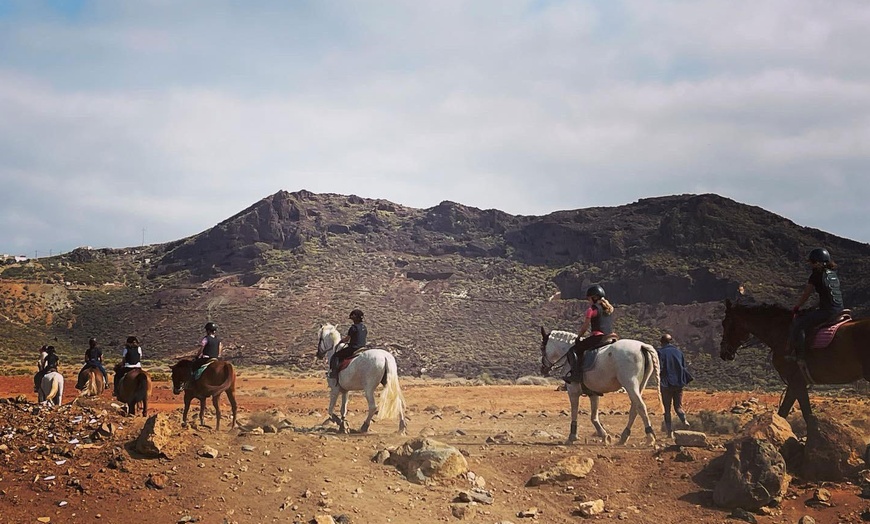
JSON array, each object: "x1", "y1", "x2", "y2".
[{"x1": 1, "y1": 374, "x2": 869, "y2": 524}]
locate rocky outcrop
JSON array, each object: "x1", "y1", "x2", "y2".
[
  {"x1": 526, "y1": 455, "x2": 594, "y2": 486},
  {"x1": 381, "y1": 438, "x2": 468, "y2": 484},
  {"x1": 802, "y1": 417, "x2": 866, "y2": 481},
  {"x1": 712, "y1": 437, "x2": 789, "y2": 511}
]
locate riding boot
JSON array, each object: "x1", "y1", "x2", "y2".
[
  {"x1": 563, "y1": 349, "x2": 577, "y2": 383},
  {"x1": 785, "y1": 330, "x2": 806, "y2": 362}
]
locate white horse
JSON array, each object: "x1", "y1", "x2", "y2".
[
  {"x1": 539, "y1": 327, "x2": 663, "y2": 446},
  {"x1": 316, "y1": 323, "x2": 407, "y2": 434},
  {"x1": 38, "y1": 371, "x2": 64, "y2": 406}
]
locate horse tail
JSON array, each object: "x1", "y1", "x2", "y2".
[
  {"x1": 135, "y1": 370, "x2": 152, "y2": 402},
  {"x1": 377, "y1": 355, "x2": 406, "y2": 423},
  {"x1": 46, "y1": 373, "x2": 62, "y2": 406},
  {"x1": 641, "y1": 344, "x2": 665, "y2": 415}
]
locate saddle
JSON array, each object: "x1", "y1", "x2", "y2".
[
  {"x1": 809, "y1": 310, "x2": 852, "y2": 350},
  {"x1": 336, "y1": 348, "x2": 367, "y2": 373},
  {"x1": 193, "y1": 359, "x2": 217, "y2": 381}
]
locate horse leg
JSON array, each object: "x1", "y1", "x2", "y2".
[
  {"x1": 587, "y1": 394, "x2": 607, "y2": 442},
  {"x1": 777, "y1": 388, "x2": 797, "y2": 419},
  {"x1": 181, "y1": 393, "x2": 192, "y2": 427},
  {"x1": 226, "y1": 389, "x2": 238, "y2": 430},
  {"x1": 326, "y1": 386, "x2": 342, "y2": 426},
  {"x1": 566, "y1": 384, "x2": 580, "y2": 444},
  {"x1": 198, "y1": 397, "x2": 206, "y2": 427},
  {"x1": 359, "y1": 388, "x2": 377, "y2": 433},
  {"x1": 338, "y1": 391, "x2": 350, "y2": 434},
  {"x1": 142, "y1": 392, "x2": 148, "y2": 417},
  {"x1": 213, "y1": 395, "x2": 222, "y2": 432},
  {"x1": 792, "y1": 382, "x2": 817, "y2": 430}
]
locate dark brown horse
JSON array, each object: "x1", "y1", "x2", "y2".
[
  {"x1": 170, "y1": 359, "x2": 238, "y2": 431},
  {"x1": 719, "y1": 299, "x2": 870, "y2": 426},
  {"x1": 114, "y1": 366, "x2": 152, "y2": 416},
  {"x1": 75, "y1": 367, "x2": 105, "y2": 397}
]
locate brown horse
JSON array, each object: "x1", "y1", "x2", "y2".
[
  {"x1": 719, "y1": 299, "x2": 870, "y2": 426},
  {"x1": 170, "y1": 359, "x2": 238, "y2": 431},
  {"x1": 114, "y1": 366, "x2": 152, "y2": 416},
  {"x1": 76, "y1": 367, "x2": 105, "y2": 397}
]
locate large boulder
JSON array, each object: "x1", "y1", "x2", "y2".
[
  {"x1": 801, "y1": 416, "x2": 866, "y2": 481},
  {"x1": 135, "y1": 413, "x2": 176, "y2": 458},
  {"x1": 526, "y1": 455, "x2": 594, "y2": 486},
  {"x1": 741, "y1": 412, "x2": 802, "y2": 466},
  {"x1": 712, "y1": 437, "x2": 790, "y2": 511},
  {"x1": 384, "y1": 438, "x2": 468, "y2": 484}
]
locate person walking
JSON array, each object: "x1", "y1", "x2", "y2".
[{"x1": 657, "y1": 333, "x2": 693, "y2": 438}]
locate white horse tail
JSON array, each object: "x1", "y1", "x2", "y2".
[
  {"x1": 641, "y1": 343, "x2": 665, "y2": 415},
  {"x1": 43, "y1": 373, "x2": 62, "y2": 406},
  {"x1": 377, "y1": 355, "x2": 406, "y2": 423}
]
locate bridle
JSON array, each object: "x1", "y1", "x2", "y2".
[{"x1": 540, "y1": 339, "x2": 568, "y2": 376}]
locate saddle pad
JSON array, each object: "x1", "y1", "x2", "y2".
[
  {"x1": 337, "y1": 348, "x2": 367, "y2": 373},
  {"x1": 194, "y1": 359, "x2": 216, "y2": 380},
  {"x1": 580, "y1": 346, "x2": 607, "y2": 372},
  {"x1": 811, "y1": 319, "x2": 850, "y2": 349}
]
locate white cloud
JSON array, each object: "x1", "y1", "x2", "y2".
[{"x1": 1, "y1": 0, "x2": 869, "y2": 255}]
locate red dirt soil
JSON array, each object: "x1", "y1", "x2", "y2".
[{"x1": 0, "y1": 374, "x2": 868, "y2": 524}]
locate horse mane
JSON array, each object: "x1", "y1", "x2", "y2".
[
  {"x1": 733, "y1": 301, "x2": 791, "y2": 315},
  {"x1": 548, "y1": 330, "x2": 578, "y2": 344}
]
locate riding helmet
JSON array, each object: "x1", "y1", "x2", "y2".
[
  {"x1": 349, "y1": 309, "x2": 364, "y2": 320},
  {"x1": 807, "y1": 248, "x2": 831, "y2": 263},
  {"x1": 205, "y1": 322, "x2": 218, "y2": 333},
  {"x1": 586, "y1": 284, "x2": 606, "y2": 299}
]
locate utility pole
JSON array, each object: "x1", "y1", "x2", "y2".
[{"x1": 142, "y1": 227, "x2": 146, "y2": 247}]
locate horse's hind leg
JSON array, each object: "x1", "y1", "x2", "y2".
[
  {"x1": 360, "y1": 388, "x2": 377, "y2": 433},
  {"x1": 213, "y1": 395, "x2": 222, "y2": 432},
  {"x1": 621, "y1": 385, "x2": 655, "y2": 446}
]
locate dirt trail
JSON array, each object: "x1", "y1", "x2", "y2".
[{"x1": 0, "y1": 375, "x2": 868, "y2": 524}]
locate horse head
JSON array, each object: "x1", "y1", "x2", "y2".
[
  {"x1": 720, "y1": 299, "x2": 751, "y2": 361},
  {"x1": 169, "y1": 360, "x2": 191, "y2": 394},
  {"x1": 539, "y1": 327, "x2": 551, "y2": 376},
  {"x1": 540, "y1": 327, "x2": 575, "y2": 377},
  {"x1": 316, "y1": 323, "x2": 340, "y2": 359}
]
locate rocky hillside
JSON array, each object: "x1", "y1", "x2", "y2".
[{"x1": 1, "y1": 190, "x2": 868, "y2": 383}]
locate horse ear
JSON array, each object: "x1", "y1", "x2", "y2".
[
  {"x1": 725, "y1": 298, "x2": 732, "y2": 309},
  {"x1": 540, "y1": 326, "x2": 547, "y2": 338}
]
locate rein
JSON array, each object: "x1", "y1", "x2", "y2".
[{"x1": 541, "y1": 347, "x2": 568, "y2": 375}]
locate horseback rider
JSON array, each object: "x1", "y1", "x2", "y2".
[
  {"x1": 33, "y1": 344, "x2": 50, "y2": 392},
  {"x1": 329, "y1": 309, "x2": 367, "y2": 379},
  {"x1": 115, "y1": 336, "x2": 142, "y2": 397},
  {"x1": 188, "y1": 322, "x2": 222, "y2": 386},
  {"x1": 80, "y1": 337, "x2": 110, "y2": 390},
  {"x1": 565, "y1": 285, "x2": 615, "y2": 382},
  {"x1": 786, "y1": 247, "x2": 844, "y2": 362},
  {"x1": 35, "y1": 345, "x2": 59, "y2": 392}
]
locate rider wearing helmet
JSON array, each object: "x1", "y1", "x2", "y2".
[
  {"x1": 80, "y1": 337, "x2": 110, "y2": 390},
  {"x1": 565, "y1": 285, "x2": 615, "y2": 382},
  {"x1": 329, "y1": 309, "x2": 368, "y2": 379},
  {"x1": 189, "y1": 322, "x2": 222, "y2": 386},
  {"x1": 115, "y1": 336, "x2": 142, "y2": 397},
  {"x1": 787, "y1": 247, "x2": 844, "y2": 362}
]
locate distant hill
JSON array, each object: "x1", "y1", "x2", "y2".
[{"x1": 1, "y1": 190, "x2": 868, "y2": 386}]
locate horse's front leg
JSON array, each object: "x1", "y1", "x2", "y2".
[
  {"x1": 359, "y1": 388, "x2": 377, "y2": 433},
  {"x1": 326, "y1": 386, "x2": 342, "y2": 426},
  {"x1": 181, "y1": 392, "x2": 193, "y2": 427},
  {"x1": 777, "y1": 386, "x2": 798, "y2": 419},
  {"x1": 338, "y1": 391, "x2": 350, "y2": 434},
  {"x1": 588, "y1": 394, "x2": 610, "y2": 444},
  {"x1": 566, "y1": 384, "x2": 580, "y2": 444},
  {"x1": 213, "y1": 395, "x2": 222, "y2": 432},
  {"x1": 198, "y1": 397, "x2": 206, "y2": 427}
]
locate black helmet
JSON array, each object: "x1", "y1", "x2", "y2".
[
  {"x1": 808, "y1": 248, "x2": 831, "y2": 263},
  {"x1": 205, "y1": 322, "x2": 218, "y2": 333},
  {"x1": 586, "y1": 284, "x2": 606, "y2": 299},
  {"x1": 349, "y1": 309, "x2": 364, "y2": 320},
  {"x1": 88, "y1": 337, "x2": 97, "y2": 347}
]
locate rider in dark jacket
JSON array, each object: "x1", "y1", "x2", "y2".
[
  {"x1": 787, "y1": 247, "x2": 844, "y2": 362},
  {"x1": 330, "y1": 309, "x2": 367, "y2": 379},
  {"x1": 565, "y1": 285, "x2": 615, "y2": 382},
  {"x1": 80, "y1": 337, "x2": 110, "y2": 389}
]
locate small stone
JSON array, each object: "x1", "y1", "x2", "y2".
[
  {"x1": 146, "y1": 473, "x2": 168, "y2": 489},
  {"x1": 37, "y1": 518, "x2": 50, "y2": 523},
  {"x1": 241, "y1": 445, "x2": 255, "y2": 452},
  {"x1": 198, "y1": 446, "x2": 219, "y2": 459}
]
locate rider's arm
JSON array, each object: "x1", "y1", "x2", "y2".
[
  {"x1": 793, "y1": 283, "x2": 814, "y2": 310},
  {"x1": 218, "y1": 341, "x2": 222, "y2": 358},
  {"x1": 578, "y1": 308, "x2": 593, "y2": 337}
]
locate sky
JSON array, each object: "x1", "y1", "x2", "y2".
[{"x1": 1, "y1": 0, "x2": 869, "y2": 257}]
